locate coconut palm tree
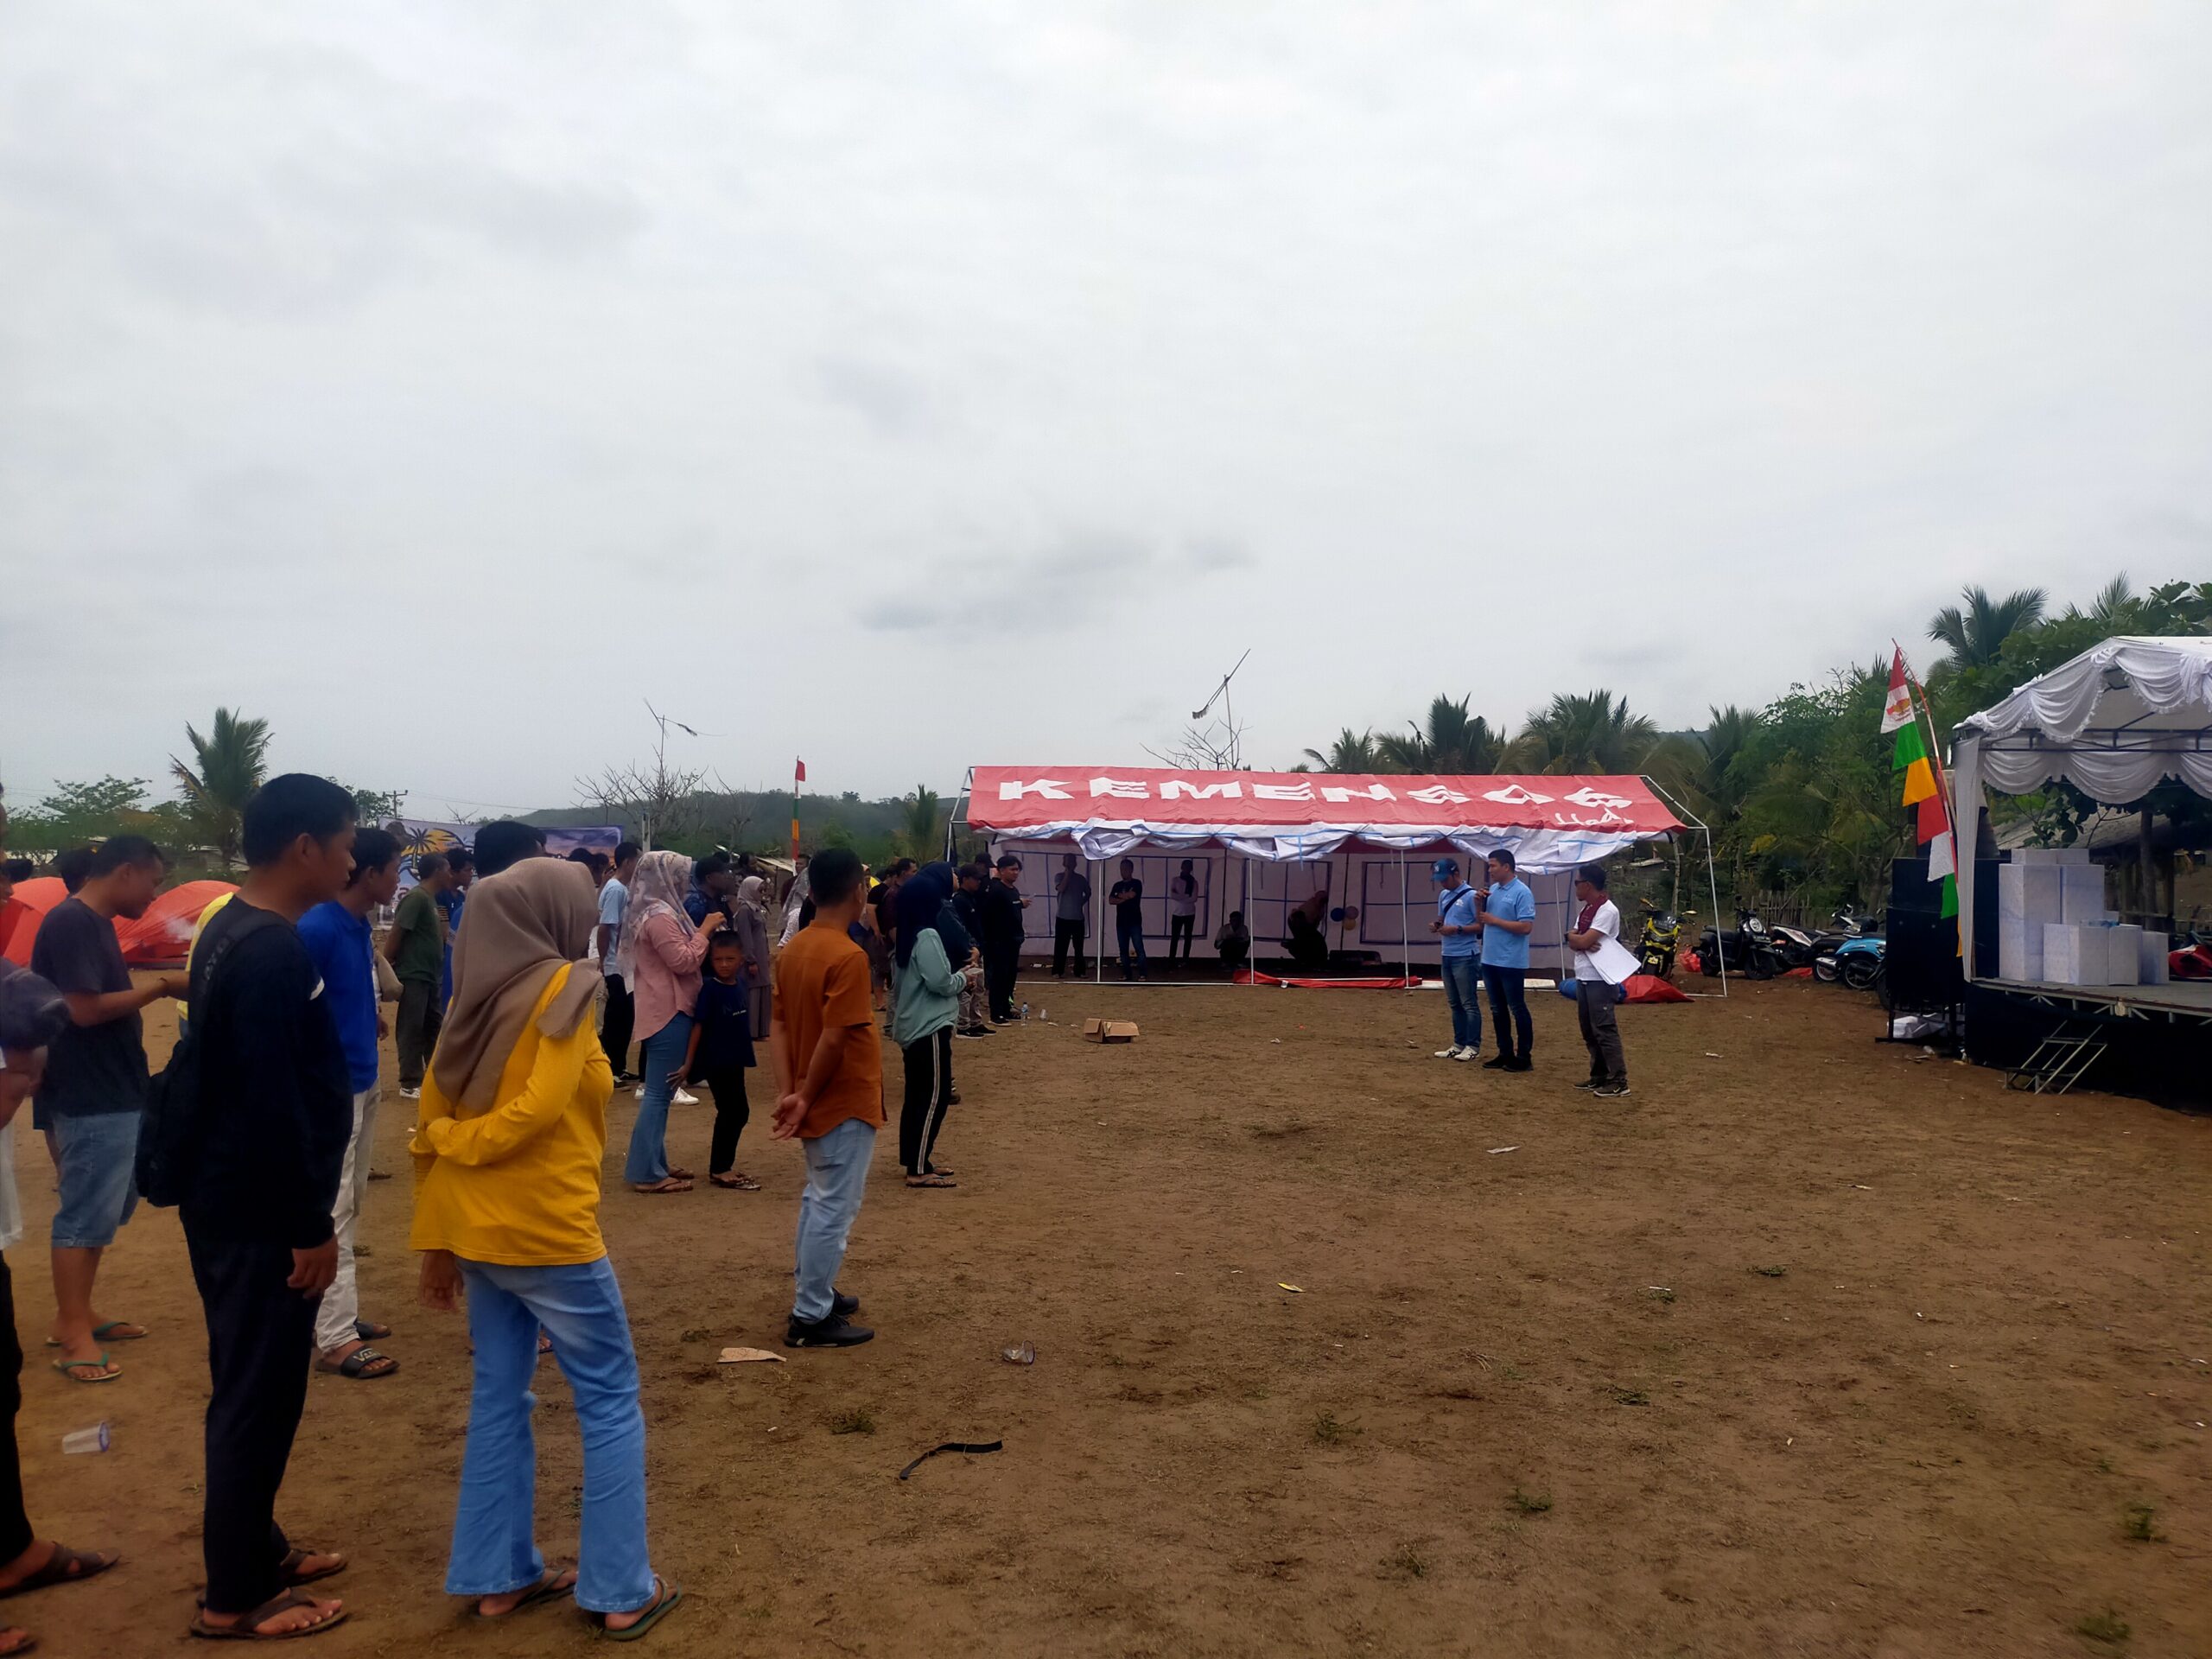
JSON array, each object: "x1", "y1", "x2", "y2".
[
  {"x1": 1928, "y1": 585, "x2": 2047, "y2": 669},
  {"x1": 895, "y1": 785, "x2": 944, "y2": 860},
  {"x1": 1377, "y1": 695, "x2": 1505, "y2": 774},
  {"x1": 1300, "y1": 728, "x2": 1385, "y2": 772},
  {"x1": 1507, "y1": 690, "x2": 1660, "y2": 774},
  {"x1": 169, "y1": 708, "x2": 271, "y2": 869}
]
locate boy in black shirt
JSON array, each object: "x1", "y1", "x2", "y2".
[
  {"x1": 181, "y1": 775, "x2": 358, "y2": 1642},
  {"x1": 980, "y1": 856, "x2": 1028, "y2": 1022},
  {"x1": 684, "y1": 931, "x2": 759, "y2": 1190},
  {"x1": 1109, "y1": 859, "x2": 1147, "y2": 982}
]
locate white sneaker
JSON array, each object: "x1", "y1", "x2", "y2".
[
  {"x1": 398, "y1": 1085, "x2": 422, "y2": 1099},
  {"x1": 673, "y1": 1088, "x2": 700, "y2": 1106},
  {"x1": 1433, "y1": 1047, "x2": 1459, "y2": 1059},
  {"x1": 1452, "y1": 1046, "x2": 1480, "y2": 1063}
]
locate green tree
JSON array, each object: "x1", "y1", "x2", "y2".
[
  {"x1": 894, "y1": 785, "x2": 944, "y2": 860},
  {"x1": 1300, "y1": 729, "x2": 1384, "y2": 772},
  {"x1": 1378, "y1": 695, "x2": 1505, "y2": 773},
  {"x1": 1507, "y1": 690, "x2": 1660, "y2": 774},
  {"x1": 1928, "y1": 584, "x2": 2048, "y2": 670},
  {"x1": 169, "y1": 708, "x2": 271, "y2": 869},
  {"x1": 13, "y1": 776, "x2": 186, "y2": 851}
]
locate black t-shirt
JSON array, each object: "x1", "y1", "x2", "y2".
[
  {"x1": 1110, "y1": 877, "x2": 1144, "y2": 928},
  {"x1": 981, "y1": 881, "x2": 1027, "y2": 952},
  {"x1": 28, "y1": 895, "x2": 145, "y2": 1120},
  {"x1": 181, "y1": 898, "x2": 353, "y2": 1248},
  {"x1": 691, "y1": 976, "x2": 756, "y2": 1074}
]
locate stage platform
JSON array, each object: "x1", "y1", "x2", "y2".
[{"x1": 1975, "y1": 976, "x2": 2212, "y2": 1023}]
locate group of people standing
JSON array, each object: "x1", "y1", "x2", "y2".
[{"x1": 1429, "y1": 850, "x2": 1630, "y2": 1096}]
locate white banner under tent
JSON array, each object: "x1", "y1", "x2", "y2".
[{"x1": 950, "y1": 766, "x2": 1722, "y2": 989}]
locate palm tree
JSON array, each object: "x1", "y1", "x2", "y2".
[
  {"x1": 1300, "y1": 728, "x2": 1384, "y2": 772},
  {"x1": 1377, "y1": 695, "x2": 1505, "y2": 774},
  {"x1": 1507, "y1": 690, "x2": 1660, "y2": 774},
  {"x1": 1928, "y1": 585, "x2": 2047, "y2": 669},
  {"x1": 169, "y1": 708, "x2": 271, "y2": 869},
  {"x1": 895, "y1": 785, "x2": 944, "y2": 860}
]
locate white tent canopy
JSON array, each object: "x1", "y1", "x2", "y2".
[{"x1": 1952, "y1": 635, "x2": 2212, "y2": 985}]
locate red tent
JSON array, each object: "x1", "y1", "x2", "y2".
[{"x1": 0, "y1": 876, "x2": 238, "y2": 969}]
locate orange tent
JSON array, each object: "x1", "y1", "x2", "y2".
[{"x1": 0, "y1": 876, "x2": 238, "y2": 969}]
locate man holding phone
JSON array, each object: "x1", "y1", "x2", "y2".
[{"x1": 1477, "y1": 849, "x2": 1536, "y2": 1071}]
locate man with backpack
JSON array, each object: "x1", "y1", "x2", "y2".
[{"x1": 151, "y1": 774, "x2": 359, "y2": 1642}]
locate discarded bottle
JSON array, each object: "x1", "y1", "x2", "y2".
[
  {"x1": 1020, "y1": 1001, "x2": 1030, "y2": 1022},
  {"x1": 1038, "y1": 1007, "x2": 1047, "y2": 1023},
  {"x1": 1001, "y1": 1342, "x2": 1037, "y2": 1365},
  {"x1": 61, "y1": 1422, "x2": 111, "y2": 1455}
]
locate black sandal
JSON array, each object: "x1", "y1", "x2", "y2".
[
  {"x1": 474, "y1": 1567, "x2": 576, "y2": 1619},
  {"x1": 188, "y1": 1588, "x2": 346, "y2": 1641},
  {"x1": 0, "y1": 1545, "x2": 116, "y2": 1599},
  {"x1": 313, "y1": 1346, "x2": 396, "y2": 1380}
]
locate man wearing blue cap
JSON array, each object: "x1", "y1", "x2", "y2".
[{"x1": 1427, "y1": 857, "x2": 1484, "y2": 1061}]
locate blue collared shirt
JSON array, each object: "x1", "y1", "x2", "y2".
[
  {"x1": 1436, "y1": 884, "x2": 1482, "y2": 958},
  {"x1": 1480, "y1": 877, "x2": 1535, "y2": 969}
]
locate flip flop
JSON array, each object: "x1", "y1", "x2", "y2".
[
  {"x1": 188, "y1": 1588, "x2": 346, "y2": 1642},
  {"x1": 313, "y1": 1347, "x2": 397, "y2": 1380},
  {"x1": 353, "y1": 1319, "x2": 391, "y2": 1341},
  {"x1": 43, "y1": 1321, "x2": 146, "y2": 1347},
  {"x1": 708, "y1": 1173, "x2": 760, "y2": 1191},
  {"x1": 474, "y1": 1566, "x2": 576, "y2": 1619},
  {"x1": 631, "y1": 1179, "x2": 692, "y2": 1194},
  {"x1": 587, "y1": 1577, "x2": 682, "y2": 1643},
  {"x1": 904, "y1": 1173, "x2": 957, "y2": 1189},
  {"x1": 0, "y1": 1625, "x2": 33, "y2": 1656},
  {"x1": 50, "y1": 1353, "x2": 117, "y2": 1383},
  {"x1": 278, "y1": 1549, "x2": 346, "y2": 1588},
  {"x1": 0, "y1": 1545, "x2": 117, "y2": 1599}
]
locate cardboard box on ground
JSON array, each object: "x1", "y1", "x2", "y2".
[{"x1": 1083, "y1": 1019, "x2": 1140, "y2": 1044}]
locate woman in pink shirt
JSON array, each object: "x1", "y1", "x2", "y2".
[{"x1": 615, "y1": 851, "x2": 721, "y2": 1192}]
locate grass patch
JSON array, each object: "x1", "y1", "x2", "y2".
[
  {"x1": 2075, "y1": 1609, "x2": 2129, "y2": 1644},
  {"x1": 1249, "y1": 1122, "x2": 1313, "y2": 1140},
  {"x1": 1498, "y1": 1362, "x2": 1527, "y2": 1382},
  {"x1": 2121, "y1": 1503, "x2": 2163, "y2": 1543},
  {"x1": 1507, "y1": 1486, "x2": 1553, "y2": 1516},
  {"x1": 1381, "y1": 1542, "x2": 1430, "y2": 1580},
  {"x1": 2094, "y1": 1456, "x2": 2114, "y2": 1475},
  {"x1": 827, "y1": 1408, "x2": 876, "y2": 1436},
  {"x1": 1645, "y1": 1287, "x2": 1676, "y2": 1305},
  {"x1": 1750, "y1": 1265, "x2": 1788, "y2": 1279},
  {"x1": 1312, "y1": 1410, "x2": 1360, "y2": 1445},
  {"x1": 1609, "y1": 1387, "x2": 1650, "y2": 1407}
]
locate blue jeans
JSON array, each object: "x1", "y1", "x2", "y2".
[
  {"x1": 1440, "y1": 957, "x2": 1484, "y2": 1052},
  {"x1": 623, "y1": 1014, "x2": 692, "y2": 1185},
  {"x1": 51, "y1": 1111, "x2": 141, "y2": 1249},
  {"x1": 447, "y1": 1257, "x2": 653, "y2": 1615},
  {"x1": 1117, "y1": 918, "x2": 1147, "y2": 980},
  {"x1": 792, "y1": 1118, "x2": 875, "y2": 1323}
]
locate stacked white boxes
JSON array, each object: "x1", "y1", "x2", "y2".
[
  {"x1": 2139, "y1": 930, "x2": 2171, "y2": 985},
  {"x1": 1997, "y1": 861, "x2": 2060, "y2": 982},
  {"x1": 2042, "y1": 921, "x2": 2112, "y2": 986},
  {"x1": 2106, "y1": 923, "x2": 2143, "y2": 987},
  {"x1": 2060, "y1": 862, "x2": 2113, "y2": 925}
]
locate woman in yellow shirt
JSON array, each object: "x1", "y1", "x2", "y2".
[{"x1": 411, "y1": 859, "x2": 681, "y2": 1640}]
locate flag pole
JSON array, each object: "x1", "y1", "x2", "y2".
[{"x1": 791, "y1": 758, "x2": 804, "y2": 863}]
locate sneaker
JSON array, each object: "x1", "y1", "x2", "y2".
[
  {"x1": 673, "y1": 1088, "x2": 700, "y2": 1106},
  {"x1": 1480, "y1": 1056, "x2": 1511, "y2": 1071},
  {"x1": 1503, "y1": 1057, "x2": 1534, "y2": 1072},
  {"x1": 398, "y1": 1085, "x2": 422, "y2": 1100},
  {"x1": 1433, "y1": 1047, "x2": 1460, "y2": 1059},
  {"x1": 612, "y1": 1071, "x2": 640, "y2": 1087},
  {"x1": 785, "y1": 1313, "x2": 874, "y2": 1349},
  {"x1": 955, "y1": 1027, "x2": 988, "y2": 1041},
  {"x1": 1452, "y1": 1046, "x2": 1480, "y2": 1063},
  {"x1": 1593, "y1": 1082, "x2": 1631, "y2": 1098},
  {"x1": 1573, "y1": 1078, "x2": 1603, "y2": 1091},
  {"x1": 832, "y1": 1290, "x2": 861, "y2": 1318}
]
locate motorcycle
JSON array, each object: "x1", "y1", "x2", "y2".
[
  {"x1": 1809, "y1": 906, "x2": 1882, "y2": 982},
  {"x1": 2172, "y1": 906, "x2": 2211, "y2": 982},
  {"x1": 1637, "y1": 902, "x2": 1685, "y2": 979},
  {"x1": 1820, "y1": 932, "x2": 1886, "y2": 991},
  {"x1": 1695, "y1": 906, "x2": 1788, "y2": 980}
]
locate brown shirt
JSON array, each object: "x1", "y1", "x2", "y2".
[{"x1": 774, "y1": 924, "x2": 884, "y2": 1139}]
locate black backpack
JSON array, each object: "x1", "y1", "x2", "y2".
[{"x1": 136, "y1": 906, "x2": 281, "y2": 1209}]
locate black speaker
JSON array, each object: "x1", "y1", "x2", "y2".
[{"x1": 1885, "y1": 854, "x2": 1962, "y2": 1010}]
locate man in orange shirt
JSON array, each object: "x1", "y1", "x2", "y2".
[{"x1": 770, "y1": 849, "x2": 883, "y2": 1349}]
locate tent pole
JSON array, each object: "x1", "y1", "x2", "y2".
[
  {"x1": 1400, "y1": 848, "x2": 1410, "y2": 988},
  {"x1": 1641, "y1": 772, "x2": 1728, "y2": 1000}
]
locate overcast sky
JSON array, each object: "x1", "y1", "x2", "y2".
[{"x1": 3, "y1": 3, "x2": 2207, "y2": 817}]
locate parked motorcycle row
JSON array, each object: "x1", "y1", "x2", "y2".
[{"x1": 1663, "y1": 902, "x2": 1886, "y2": 988}]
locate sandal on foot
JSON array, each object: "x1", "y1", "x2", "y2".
[
  {"x1": 474, "y1": 1567, "x2": 576, "y2": 1619},
  {"x1": 42, "y1": 1320, "x2": 145, "y2": 1347},
  {"x1": 188, "y1": 1589, "x2": 346, "y2": 1641},
  {"x1": 904, "y1": 1173, "x2": 957, "y2": 1189},
  {"x1": 0, "y1": 1544, "x2": 117, "y2": 1599},
  {"x1": 279, "y1": 1549, "x2": 346, "y2": 1587},
  {"x1": 708, "y1": 1173, "x2": 760, "y2": 1191},
  {"x1": 0, "y1": 1626, "x2": 31, "y2": 1656},
  {"x1": 631, "y1": 1178, "x2": 692, "y2": 1194},
  {"x1": 314, "y1": 1345, "x2": 396, "y2": 1380},
  {"x1": 352, "y1": 1319, "x2": 391, "y2": 1342},
  {"x1": 49, "y1": 1353, "x2": 116, "y2": 1384},
  {"x1": 586, "y1": 1576, "x2": 682, "y2": 1643}
]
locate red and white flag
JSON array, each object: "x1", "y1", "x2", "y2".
[
  {"x1": 794, "y1": 758, "x2": 807, "y2": 785},
  {"x1": 1879, "y1": 646, "x2": 1914, "y2": 733}
]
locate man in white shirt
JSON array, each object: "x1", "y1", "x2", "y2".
[
  {"x1": 1562, "y1": 862, "x2": 1629, "y2": 1097},
  {"x1": 598, "y1": 840, "x2": 641, "y2": 1085}
]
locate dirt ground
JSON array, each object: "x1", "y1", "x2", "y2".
[{"x1": 13, "y1": 974, "x2": 2210, "y2": 1658}]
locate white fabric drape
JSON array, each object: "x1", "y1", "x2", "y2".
[
  {"x1": 1958, "y1": 636, "x2": 2212, "y2": 743},
  {"x1": 1972, "y1": 743, "x2": 2212, "y2": 801},
  {"x1": 1015, "y1": 821, "x2": 1657, "y2": 874}
]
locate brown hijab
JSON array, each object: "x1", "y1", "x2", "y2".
[{"x1": 429, "y1": 857, "x2": 602, "y2": 1116}]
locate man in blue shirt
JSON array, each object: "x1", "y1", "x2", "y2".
[
  {"x1": 295, "y1": 826, "x2": 402, "y2": 1381},
  {"x1": 1427, "y1": 857, "x2": 1484, "y2": 1061},
  {"x1": 1478, "y1": 848, "x2": 1536, "y2": 1071}
]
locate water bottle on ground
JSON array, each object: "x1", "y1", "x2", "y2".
[{"x1": 62, "y1": 1422, "x2": 111, "y2": 1455}]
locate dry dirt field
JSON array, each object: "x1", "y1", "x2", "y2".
[{"x1": 13, "y1": 976, "x2": 2211, "y2": 1658}]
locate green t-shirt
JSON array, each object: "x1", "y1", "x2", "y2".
[{"x1": 391, "y1": 887, "x2": 446, "y2": 985}]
